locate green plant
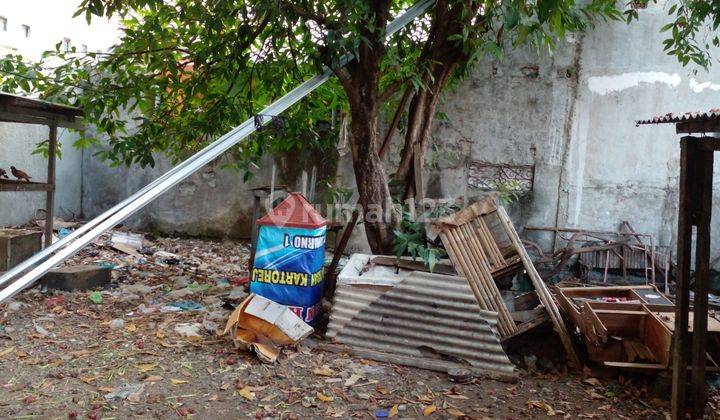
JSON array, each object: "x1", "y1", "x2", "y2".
[
  {"x1": 393, "y1": 208, "x2": 446, "y2": 272},
  {"x1": 491, "y1": 179, "x2": 524, "y2": 205}
]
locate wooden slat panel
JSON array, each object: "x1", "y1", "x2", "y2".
[{"x1": 495, "y1": 205, "x2": 582, "y2": 368}]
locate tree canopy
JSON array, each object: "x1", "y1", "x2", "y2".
[{"x1": 0, "y1": 0, "x2": 717, "y2": 251}]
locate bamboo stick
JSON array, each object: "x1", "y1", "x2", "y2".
[
  {"x1": 448, "y1": 228, "x2": 516, "y2": 335},
  {"x1": 460, "y1": 224, "x2": 518, "y2": 335},
  {"x1": 440, "y1": 231, "x2": 513, "y2": 336}
]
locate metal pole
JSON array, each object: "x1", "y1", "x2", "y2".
[{"x1": 0, "y1": 0, "x2": 435, "y2": 302}]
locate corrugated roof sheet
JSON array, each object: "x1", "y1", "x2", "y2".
[
  {"x1": 636, "y1": 109, "x2": 720, "y2": 125},
  {"x1": 328, "y1": 265, "x2": 516, "y2": 380}
]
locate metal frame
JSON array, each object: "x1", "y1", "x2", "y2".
[{"x1": 0, "y1": 0, "x2": 435, "y2": 302}]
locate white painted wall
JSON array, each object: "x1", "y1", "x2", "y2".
[{"x1": 0, "y1": 1, "x2": 119, "y2": 227}]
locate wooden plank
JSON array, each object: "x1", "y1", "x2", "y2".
[
  {"x1": 370, "y1": 256, "x2": 456, "y2": 276},
  {"x1": 0, "y1": 180, "x2": 53, "y2": 192},
  {"x1": 691, "y1": 146, "x2": 713, "y2": 418},
  {"x1": 495, "y1": 205, "x2": 582, "y2": 368},
  {"x1": 676, "y1": 120, "x2": 720, "y2": 135},
  {"x1": 606, "y1": 361, "x2": 720, "y2": 373},
  {"x1": 436, "y1": 197, "x2": 498, "y2": 228},
  {"x1": 324, "y1": 210, "x2": 360, "y2": 299},
  {"x1": 45, "y1": 123, "x2": 57, "y2": 248},
  {"x1": 672, "y1": 137, "x2": 695, "y2": 419},
  {"x1": 501, "y1": 311, "x2": 550, "y2": 342}
]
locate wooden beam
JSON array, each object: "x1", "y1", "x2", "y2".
[
  {"x1": 690, "y1": 146, "x2": 713, "y2": 418},
  {"x1": 676, "y1": 120, "x2": 720, "y2": 135},
  {"x1": 496, "y1": 205, "x2": 582, "y2": 368},
  {"x1": 0, "y1": 180, "x2": 53, "y2": 192},
  {"x1": 44, "y1": 123, "x2": 57, "y2": 248},
  {"x1": 0, "y1": 111, "x2": 82, "y2": 129},
  {"x1": 672, "y1": 137, "x2": 697, "y2": 419}
]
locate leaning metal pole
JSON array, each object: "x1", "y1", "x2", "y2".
[{"x1": 0, "y1": 0, "x2": 435, "y2": 303}]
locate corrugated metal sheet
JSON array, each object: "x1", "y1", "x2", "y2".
[
  {"x1": 328, "y1": 266, "x2": 515, "y2": 378},
  {"x1": 636, "y1": 109, "x2": 720, "y2": 125}
]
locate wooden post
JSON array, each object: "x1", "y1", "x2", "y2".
[
  {"x1": 248, "y1": 193, "x2": 263, "y2": 271},
  {"x1": 690, "y1": 141, "x2": 714, "y2": 418},
  {"x1": 672, "y1": 137, "x2": 700, "y2": 418},
  {"x1": 44, "y1": 123, "x2": 57, "y2": 248},
  {"x1": 671, "y1": 137, "x2": 715, "y2": 418}
]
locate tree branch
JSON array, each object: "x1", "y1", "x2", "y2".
[{"x1": 280, "y1": 2, "x2": 341, "y2": 30}]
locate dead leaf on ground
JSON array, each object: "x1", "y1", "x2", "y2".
[
  {"x1": 423, "y1": 405, "x2": 437, "y2": 416},
  {"x1": 584, "y1": 377, "x2": 601, "y2": 386},
  {"x1": 238, "y1": 387, "x2": 255, "y2": 401},
  {"x1": 446, "y1": 408, "x2": 465, "y2": 417},
  {"x1": 171, "y1": 379, "x2": 188, "y2": 385},
  {"x1": 0, "y1": 347, "x2": 15, "y2": 357},
  {"x1": 136, "y1": 363, "x2": 157, "y2": 373},
  {"x1": 527, "y1": 400, "x2": 556, "y2": 416},
  {"x1": 314, "y1": 366, "x2": 334, "y2": 377},
  {"x1": 316, "y1": 392, "x2": 334, "y2": 403}
]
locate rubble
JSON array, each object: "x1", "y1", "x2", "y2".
[{"x1": 0, "y1": 228, "x2": 691, "y2": 417}]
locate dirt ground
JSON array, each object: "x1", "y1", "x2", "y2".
[{"x1": 0, "y1": 231, "x2": 715, "y2": 418}]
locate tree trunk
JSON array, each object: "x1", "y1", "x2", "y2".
[{"x1": 348, "y1": 104, "x2": 397, "y2": 254}]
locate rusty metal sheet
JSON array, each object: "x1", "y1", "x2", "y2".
[
  {"x1": 636, "y1": 109, "x2": 720, "y2": 125},
  {"x1": 328, "y1": 264, "x2": 515, "y2": 378}
]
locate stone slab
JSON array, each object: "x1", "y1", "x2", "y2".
[
  {"x1": 0, "y1": 229, "x2": 43, "y2": 271},
  {"x1": 40, "y1": 264, "x2": 111, "y2": 291}
]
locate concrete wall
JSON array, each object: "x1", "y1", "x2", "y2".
[
  {"x1": 81, "y1": 144, "x2": 338, "y2": 239},
  {"x1": 80, "y1": 3, "x2": 720, "y2": 257},
  {"x1": 0, "y1": 123, "x2": 83, "y2": 226},
  {"x1": 419, "y1": 3, "x2": 720, "y2": 257}
]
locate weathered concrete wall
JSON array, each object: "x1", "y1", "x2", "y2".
[
  {"x1": 0, "y1": 123, "x2": 83, "y2": 227},
  {"x1": 81, "y1": 2, "x2": 720, "y2": 258},
  {"x1": 82, "y1": 144, "x2": 338, "y2": 239},
  {"x1": 420, "y1": 3, "x2": 720, "y2": 257}
]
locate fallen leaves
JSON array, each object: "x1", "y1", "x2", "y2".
[
  {"x1": 238, "y1": 387, "x2": 255, "y2": 401},
  {"x1": 136, "y1": 363, "x2": 157, "y2": 373},
  {"x1": 170, "y1": 379, "x2": 188, "y2": 385},
  {"x1": 527, "y1": 400, "x2": 556, "y2": 416},
  {"x1": 446, "y1": 408, "x2": 466, "y2": 417},
  {"x1": 423, "y1": 405, "x2": 437, "y2": 416},
  {"x1": 316, "y1": 392, "x2": 334, "y2": 403},
  {"x1": 313, "y1": 366, "x2": 334, "y2": 377},
  {"x1": 0, "y1": 347, "x2": 14, "y2": 358}
]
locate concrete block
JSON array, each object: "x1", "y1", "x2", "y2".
[
  {"x1": 0, "y1": 229, "x2": 43, "y2": 271},
  {"x1": 40, "y1": 264, "x2": 111, "y2": 291}
]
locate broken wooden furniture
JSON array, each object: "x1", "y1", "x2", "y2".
[
  {"x1": 525, "y1": 224, "x2": 671, "y2": 291},
  {"x1": 557, "y1": 285, "x2": 720, "y2": 374},
  {"x1": 433, "y1": 196, "x2": 581, "y2": 367},
  {"x1": 0, "y1": 93, "x2": 83, "y2": 247},
  {"x1": 637, "y1": 110, "x2": 719, "y2": 418}
]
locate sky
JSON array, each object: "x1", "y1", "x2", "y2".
[{"x1": 0, "y1": 0, "x2": 121, "y2": 60}]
